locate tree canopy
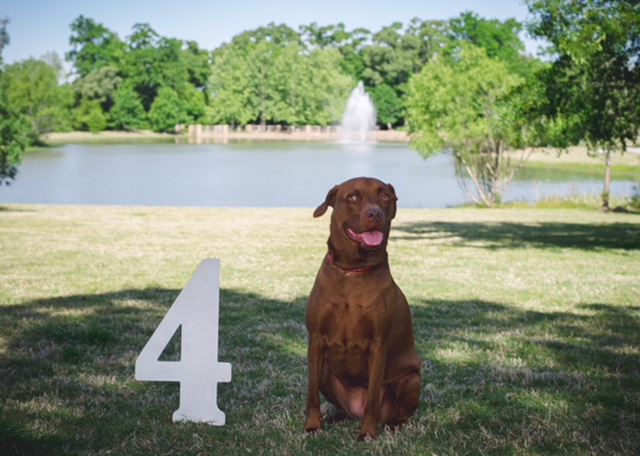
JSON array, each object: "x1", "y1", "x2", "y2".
[
  {"x1": 4, "y1": 58, "x2": 73, "y2": 137},
  {"x1": 67, "y1": 15, "x2": 126, "y2": 78},
  {"x1": 0, "y1": 18, "x2": 32, "y2": 185},
  {"x1": 2, "y1": 11, "x2": 538, "y2": 139},
  {"x1": 526, "y1": 0, "x2": 640, "y2": 210},
  {"x1": 405, "y1": 45, "x2": 531, "y2": 206},
  {"x1": 208, "y1": 31, "x2": 353, "y2": 127}
]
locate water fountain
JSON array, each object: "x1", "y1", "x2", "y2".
[{"x1": 340, "y1": 81, "x2": 377, "y2": 143}]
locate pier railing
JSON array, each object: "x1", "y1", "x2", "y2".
[{"x1": 178, "y1": 124, "x2": 408, "y2": 143}]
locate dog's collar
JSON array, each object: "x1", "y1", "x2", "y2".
[{"x1": 327, "y1": 252, "x2": 375, "y2": 274}]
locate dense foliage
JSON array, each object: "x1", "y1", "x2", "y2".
[
  {"x1": 525, "y1": 0, "x2": 640, "y2": 210},
  {"x1": 207, "y1": 25, "x2": 352, "y2": 126},
  {"x1": 0, "y1": 18, "x2": 31, "y2": 185},
  {"x1": 1, "y1": 12, "x2": 537, "y2": 138},
  {"x1": 406, "y1": 45, "x2": 529, "y2": 206}
]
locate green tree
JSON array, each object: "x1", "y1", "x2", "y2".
[
  {"x1": 370, "y1": 83, "x2": 403, "y2": 129},
  {"x1": 109, "y1": 83, "x2": 147, "y2": 130},
  {"x1": 73, "y1": 65, "x2": 122, "y2": 113},
  {"x1": 300, "y1": 22, "x2": 370, "y2": 82},
  {"x1": 182, "y1": 85, "x2": 206, "y2": 124},
  {"x1": 124, "y1": 23, "x2": 172, "y2": 111},
  {"x1": 0, "y1": 17, "x2": 7, "y2": 51},
  {"x1": 207, "y1": 43, "x2": 254, "y2": 125},
  {"x1": 361, "y1": 18, "x2": 451, "y2": 127},
  {"x1": 208, "y1": 24, "x2": 352, "y2": 126},
  {"x1": 362, "y1": 22, "x2": 409, "y2": 88},
  {"x1": 262, "y1": 41, "x2": 303, "y2": 125},
  {"x1": 5, "y1": 57, "x2": 74, "y2": 137},
  {"x1": 232, "y1": 25, "x2": 305, "y2": 125},
  {"x1": 248, "y1": 39, "x2": 282, "y2": 125},
  {"x1": 406, "y1": 45, "x2": 531, "y2": 207},
  {"x1": 300, "y1": 47, "x2": 353, "y2": 125},
  {"x1": 67, "y1": 19, "x2": 210, "y2": 129},
  {"x1": 74, "y1": 98, "x2": 107, "y2": 133},
  {"x1": 148, "y1": 86, "x2": 187, "y2": 132},
  {"x1": 232, "y1": 22, "x2": 302, "y2": 48},
  {"x1": 66, "y1": 16, "x2": 130, "y2": 130},
  {"x1": 67, "y1": 16, "x2": 125, "y2": 77},
  {"x1": 0, "y1": 80, "x2": 31, "y2": 185},
  {"x1": 123, "y1": 23, "x2": 207, "y2": 114},
  {"x1": 182, "y1": 41, "x2": 212, "y2": 92},
  {"x1": 253, "y1": 41, "x2": 351, "y2": 126},
  {"x1": 448, "y1": 12, "x2": 539, "y2": 77},
  {"x1": 526, "y1": 0, "x2": 640, "y2": 211},
  {"x1": 0, "y1": 18, "x2": 32, "y2": 185}
]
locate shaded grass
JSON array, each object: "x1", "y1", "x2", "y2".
[{"x1": 1, "y1": 205, "x2": 639, "y2": 455}]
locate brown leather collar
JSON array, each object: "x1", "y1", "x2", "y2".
[{"x1": 327, "y1": 252, "x2": 375, "y2": 274}]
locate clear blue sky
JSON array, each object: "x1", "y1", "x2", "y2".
[{"x1": 2, "y1": 0, "x2": 541, "y2": 67}]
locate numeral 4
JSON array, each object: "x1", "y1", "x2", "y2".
[{"x1": 135, "y1": 259, "x2": 232, "y2": 425}]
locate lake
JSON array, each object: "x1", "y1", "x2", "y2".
[{"x1": 0, "y1": 141, "x2": 635, "y2": 208}]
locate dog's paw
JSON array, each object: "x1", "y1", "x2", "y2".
[
  {"x1": 357, "y1": 418, "x2": 378, "y2": 441},
  {"x1": 304, "y1": 412, "x2": 322, "y2": 434}
]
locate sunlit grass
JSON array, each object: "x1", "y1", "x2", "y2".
[
  {"x1": 532, "y1": 192, "x2": 639, "y2": 211},
  {"x1": 1, "y1": 204, "x2": 639, "y2": 455},
  {"x1": 527, "y1": 146, "x2": 640, "y2": 167}
]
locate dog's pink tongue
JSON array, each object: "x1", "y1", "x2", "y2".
[{"x1": 361, "y1": 230, "x2": 384, "y2": 246}]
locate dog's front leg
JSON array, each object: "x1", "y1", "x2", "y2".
[
  {"x1": 358, "y1": 337, "x2": 387, "y2": 440},
  {"x1": 305, "y1": 333, "x2": 324, "y2": 433}
]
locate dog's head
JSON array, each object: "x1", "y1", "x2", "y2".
[{"x1": 314, "y1": 177, "x2": 397, "y2": 265}]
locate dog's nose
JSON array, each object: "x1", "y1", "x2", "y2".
[{"x1": 366, "y1": 208, "x2": 384, "y2": 222}]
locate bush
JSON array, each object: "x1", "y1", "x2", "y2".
[
  {"x1": 148, "y1": 87, "x2": 187, "y2": 133},
  {"x1": 74, "y1": 99, "x2": 107, "y2": 133}
]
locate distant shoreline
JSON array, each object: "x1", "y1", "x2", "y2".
[
  {"x1": 41, "y1": 130, "x2": 186, "y2": 144},
  {"x1": 41, "y1": 129, "x2": 411, "y2": 144}
]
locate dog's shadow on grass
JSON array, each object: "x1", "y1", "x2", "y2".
[{"x1": 394, "y1": 220, "x2": 640, "y2": 250}]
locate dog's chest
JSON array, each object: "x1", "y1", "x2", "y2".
[
  {"x1": 323, "y1": 302, "x2": 375, "y2": 378},
  {"x1": 321, "y1": 297, "x2": 382, "y2": 344}
]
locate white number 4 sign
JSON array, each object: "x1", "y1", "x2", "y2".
[{"x1": 135, "y1": 259, "x2": 232, "y2": 425}]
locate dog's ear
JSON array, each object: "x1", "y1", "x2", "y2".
[
  {"x1": 386, "y1": 183, "x2": 398, "y2": 219},
  {"x1": 387, "y1": 183, "x2": 398, "y2": 201},
  {"x1": 313, "y1": 185, "x2": 339, "y2": 218}
]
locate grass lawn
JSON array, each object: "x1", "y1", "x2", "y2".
[
  {"x1": 524, "y1": 147, "x2": 640, "y2": 182},
  {"x1": 1, "y1": 204, "x2": 639, "y2": 455}
]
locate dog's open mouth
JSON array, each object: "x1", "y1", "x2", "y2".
[{"x1": 347, "y1": 228, "x2": 384, "y2": 247}]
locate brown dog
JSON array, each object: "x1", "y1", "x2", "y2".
[{"x1": 304, "y1": 177, "x2": 422, "y2": 440}]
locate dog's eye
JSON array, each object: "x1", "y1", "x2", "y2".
[
  {"x1": 347, "y1": 194, "x2": 358, "y2": 203},
  {"x1": 381, "y1": 194, "x2": 390, "y2": 202}
]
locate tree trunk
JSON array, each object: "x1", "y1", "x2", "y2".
[
  {"x1": 493, "y1": 141, "x2": 503, "y2": 205},
  {"x1": 455, "y1": 153, "x2": 494, "y2": 207},
  {"x1": 601, "y1": 148, "x2": 612, "y2": 212}
]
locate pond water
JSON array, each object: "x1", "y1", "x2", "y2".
[{"x1": 0, "y1": 141, "x2": 635, "y2": 208}]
